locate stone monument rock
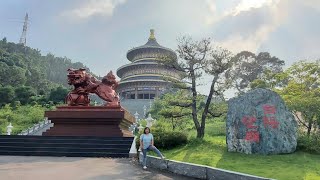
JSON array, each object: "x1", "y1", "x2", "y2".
[{"x1": 226, "y1": 88, "x2": 298, "y2": 154}]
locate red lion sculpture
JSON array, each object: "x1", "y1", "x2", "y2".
[{"x1": 65, "y1": 68, "x2": 119, "y2": 106}]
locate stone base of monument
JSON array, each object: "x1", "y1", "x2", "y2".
[{"x1": 43, "y1": 106, "x2": 134, "y2": 137}]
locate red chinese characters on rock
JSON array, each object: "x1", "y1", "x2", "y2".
[
  {"x1": 242, "y1": 116, "x2": 260, "y2": 143},
  {"x1": 242, "y1": 116, "x2": 257, "y2": 129},
  {"x1": 241, "y1": 104, "x2": 280, "y2": 143},
  {"x1": 244, "y1": 131, "x2": 260, "y2": 143},
  {"x1": 262, "y1": 104, "x2": 279, "y2": 129}
]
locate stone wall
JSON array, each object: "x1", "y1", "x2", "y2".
[{"x1": 139, "y1": 153, "x2": 274, "y2": 180}]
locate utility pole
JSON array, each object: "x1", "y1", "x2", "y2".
[{"x1": 19, "y1": 13, "x2": 28, "y2": 46}]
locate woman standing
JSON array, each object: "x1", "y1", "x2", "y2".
[{"x1": 140, "y1": 127, "x2": 165, "y2": 169}]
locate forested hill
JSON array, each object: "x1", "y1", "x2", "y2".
[{"x1": 0, "y1": 37, "x2": 94, "y2": 94}]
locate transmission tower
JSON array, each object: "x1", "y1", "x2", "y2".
[{"x1": 19, "y1": 13, "x2": 28, "y2": 46}]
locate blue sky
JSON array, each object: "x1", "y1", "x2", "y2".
[{"x1": 0, "y1": 0, "x2": 319, "y2": 96}]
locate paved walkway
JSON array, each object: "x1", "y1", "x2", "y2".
[{"x1": 0, "y1": 156, "x2": 196, "y2": 180}]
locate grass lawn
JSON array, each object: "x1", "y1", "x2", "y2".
[{"x1": 152, "y1": 123, "x2": 320, "y2": 180}]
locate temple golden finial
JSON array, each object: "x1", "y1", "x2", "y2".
[{"x1": 149, "y1": 29, "x2": 155, "y2": 40}]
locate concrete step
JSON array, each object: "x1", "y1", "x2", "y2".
[
  {"x1": 0, "y1": 151, "x2": 130, "y2": 157},
  {"x1": 0, "y1": 135, "x2": 134, "y2": 158}
]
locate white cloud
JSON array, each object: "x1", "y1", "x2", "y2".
[
  {"x1": 301, "y1": 0, "x2": 320, "y2": 12},
  {"x1": 215, "y1": 0, "x2": 288, "y2": 53},
  {"x1": 217, "y1": 23, "x2": 278, "y2": 53},
  {"x1": 61, "y1": 0, "x2": 126, "y2": 20},
  {"x1": 205, "y1": 0, "x2": 280, "y2": 25},
  {"x1": 230, "y1": 0, "x2": 279, "y2": 16},
  {"x1": 204, "y1": 0, "x2": 220, "y2": 25},
  {"x1": 205, "y1": 0, "x2": 217, "y2": 13}
]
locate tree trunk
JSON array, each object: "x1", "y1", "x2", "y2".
[
  {"x1": 196, "y1": 128, "x2": 204, "y2": 138},
  {"x1": 198, "y1": 127, "x2": 205, "y2": 138},
  {"x1": 307, "y1": 120, "x2": 313, "y2": 137},
  {"x1": 190, "y1": 69, "x2": 201, "y2": 138},
  {"x1": 171, "y1": 117, "x2": 175, "y2": 131},
  {"x1": 200, "y1": 75, "x2": 219, "y2": 139}
]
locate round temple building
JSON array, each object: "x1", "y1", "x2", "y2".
[{"x1": 116, "y1": 29, "x2": 180, "y2": 100}]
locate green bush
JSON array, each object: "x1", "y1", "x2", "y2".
[
  {"x1": 153, "y1": 129, "x2": 188, "y2": 149},
  {"x1": 297, "y1": 132, "x2": 320, "y2": 154},
  {"x1": 0, "y1": 104, "x2": 46, "y2": 134},
  {"x1": 135, "y1": 128, "x2": 188, "y2": 150}
]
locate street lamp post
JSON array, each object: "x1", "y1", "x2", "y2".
[{"x1": 7, "y1": 123, "x2": 13, "y2": 135}]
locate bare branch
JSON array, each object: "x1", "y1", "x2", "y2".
[
  {"x1": 208, "y1": 110, "x2": 224, "y2": 118},
  {"x1": 292, "y1": 111, "x2": 308, "y2": 128},
  {"x1": 171, "y1": 114, "x2": 189, "y2": 118},
  {"x1": 169, "y1": 102, "x2": 193, "y2": 107}
]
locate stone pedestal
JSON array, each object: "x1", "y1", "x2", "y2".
[{"x1": 43, "y1": 106, "x2": 134, "y2": 137}]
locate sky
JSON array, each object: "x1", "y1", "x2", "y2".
[{"x1": 0, "y1": 0, "x2": 319, "y2": 97}]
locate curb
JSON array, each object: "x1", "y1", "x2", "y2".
[{"x1": 139, "y1": 153, "x2": 275, "y2": 180}]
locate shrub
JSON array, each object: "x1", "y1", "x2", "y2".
[
  {"x1": 0, "y1": 104, "x2": 46, "y2": 134},
  {"x1": 153, "y1": 129, "x2": 188, "y2": 149},
  {"x1": 135, "y1": 128, "x2": 188, "y2": 150},
  {"x1": 297, "y1": 132, "x2": 320, "y2": 154}
]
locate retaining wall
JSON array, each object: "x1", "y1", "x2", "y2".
[{"x1": 139, "y1": 153, "x2": 274, "y2": 180}]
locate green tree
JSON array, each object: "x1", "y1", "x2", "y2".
[
  {"x1": 250, "y1": 79, "x2": 268, "y2": 89},
  {"x1": 0, "y1": 104, "x2": 47, "y2": 134},
  {"x1": 160, "y1": 36, "x2": 234, "y2": 138},
  {"x1": 0, "y1": 62, "x2": 9, "y2": 86},
  {"x1": 14, "y1": 86, "x2": 36, "y2": 105},
  {"x1": 207, "y1": 101, "x2": 228, "y2": 120},
  {"x1": 0, "y1": 86, "x2": 15, "y2": 106},
  {"x1": 230, "y1": 51, "x2": 285, "y2": 93},
  {"x1": 25, "y1": 67, "x2": 51, "y2": 94},
  {"x1": 1, "y1": 37, "x2": 7, "y2": 43},
  {"x1": 150, "y1": 90, "x2": 192, "y2": 131},
  {"x1": 10, "y1": 53, "x2": 27, "y2": 68},
  {"x1": 48, "y1": 86, "x2": 69, "y2": 104},
  {"x1": 0, "y1": 39, "x2": 94, "y2": 95},
  {"x1": 3, "y1": 66, "x2": 26, "y2": 86},
  {"x1": 0, "y1": 104, "x2": 13, "y2": 128},
  {"x1": 277, "y1": 60, "x2": 320, "y2": 136}
]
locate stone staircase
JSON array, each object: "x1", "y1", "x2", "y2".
[
  {"x1": 120, "y1": 99, "x2": 154, "y2": 118},
  {"x1": 0, "y1": 135, "x2": 133, "y2": 157},
  {"x1": 18, "y1": 118, "x2": 53, "y2": 136}
]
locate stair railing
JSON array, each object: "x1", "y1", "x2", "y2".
[{"x1": 18, "y1": 117, "x2": 51, "y2": 135}]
